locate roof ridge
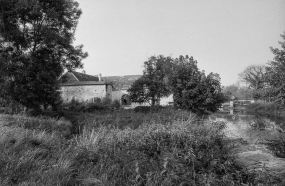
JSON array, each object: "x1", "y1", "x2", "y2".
[{"x1": 68, "y1": 71, "x2": 99, "y2": 82}]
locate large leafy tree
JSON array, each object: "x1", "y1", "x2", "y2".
[
  {"x1": 128, "y1": 55, "x2": 172, "y2": 106},
  {"x1": 168, "y1": 55, "x2": 225, "y2": 113},
  {"x1": 0, "y1": 0, "x2": 88, "y2": 111},
  {"x1": 266, "y1": 32, "x2": 285, "y2": 104}
]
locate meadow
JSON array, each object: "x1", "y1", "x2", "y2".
[{"x1": 0, "y1": 108, "x2": 256, "y2": 186}]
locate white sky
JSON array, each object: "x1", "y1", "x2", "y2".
[{"x1": 73, "y1": 0, "x2": 285, "y2": 86}]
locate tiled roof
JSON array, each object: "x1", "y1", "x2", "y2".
[
  {"x1": 103, "y1": 75, "x2": 142, "y2": 89},
  {"x1": 60, "y1": 81, "x2": 109, "y2": 86},
  {"x1": 71, "y1": 71, "x2": 99, "y2": 81}
]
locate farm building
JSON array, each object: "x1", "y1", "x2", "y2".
[
  {"x1": 103, "y1": 75, "x2": 142, "y2": 106},
  {"x1": 103, "y1": 75, "x2": 173, "y2": 106},
  {"x1": 59, "y1": 72, "x2": 174, "y2": 106},
  {"x1": 59, "y1": 71, "x2": 112, "y2": 103}
]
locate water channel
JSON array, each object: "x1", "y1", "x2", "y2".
[{"x1": 209, "y1": 108, "x2": 285, "y2": 177}]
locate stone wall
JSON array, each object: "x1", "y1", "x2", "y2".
[
  {"x1": 60, "y1": 85, "x2": 109, "y2": 103},
  {"x1": 106, "y1": 85, "x2": 112, "y2": 98},
  {"x1": 112, "y1": 90, "x2": 128, "y2": 102}
]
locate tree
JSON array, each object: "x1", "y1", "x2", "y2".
[
  {"x1": 0, "y1": 0, "x2": 88, "y2": 111},
  {"x1": 237, "y1": 86, "x2": 252, "y2": 100},
  {"x1": 168, "y1": 55, "x2": 225, "y2": 113},
  {"x1": 222, "y1": 84, "x2": 252, "y2": 100},
  {"x1": 128, "y1": 55, "x2": 172, "y2": 106},
  {"x1": 222, "y1": 85, "x2": 239, "y2": 98},
  {"x1": 238, "y1": 65, "x2": 267, "y2": 90},
  {"x1": 266, "y1": 32, "x2": 285, "y2": 104},
  {"x1": 238, "y1": 64, "x2": 268, "y2": 100},
  {"x1": 127, "y1": 77, "x2": 149, "y2": 104}
]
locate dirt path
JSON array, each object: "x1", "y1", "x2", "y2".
[{"x1": 221, "y1": 117, "x2": 285, "y2": 178}]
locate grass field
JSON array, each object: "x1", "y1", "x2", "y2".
[{"x1": 0, "y1": 109, "x2": 255, "y2": 185}]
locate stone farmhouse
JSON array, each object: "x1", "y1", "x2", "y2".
[
  {"x1": 59, "y1": 71, "x2": 112, "y2": 103},
  {"x1": 102, "y1": 75, "x2": 141, "y2": 106},
  {"x1": 59, "y1": 71, "x2": 173, "y2": 106}
]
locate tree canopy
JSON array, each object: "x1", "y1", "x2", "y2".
[
  {"x1": 222, "y1": 84, "x2": 252, "y2": 100},
  {"x1": 129, "y1": 55, "x2": 225, "y2": 113},
  {"x1": 128, "y1": 55, "x2": 172, "y2": 106},
  {"x1": 168, "y1": 55, "x2": 225, "y2": 113},
  {"x1": 266, "y1": 32, "x2": 285, "y2": 104},
  {"x1": 0, "y1": 0, "x2": 88, "y2": 111},
  {"x1": 238, "y1": 65, "x2": 266, "y2": 90}
]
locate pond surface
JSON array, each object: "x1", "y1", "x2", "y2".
[
  {"x1": 213, "y1": 108, "x2": 285, "y2": 130},
  {"x1": 209, "y1": 109, "x2": 285, "y2": 176}
]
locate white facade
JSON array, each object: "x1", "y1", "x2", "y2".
[{"x1": 61, "y1": 84, "x2": 112, "y2": 102}]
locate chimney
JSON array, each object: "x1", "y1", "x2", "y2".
[{"x1": 98, "y1": 73, "x2": 102, "y2": 81}]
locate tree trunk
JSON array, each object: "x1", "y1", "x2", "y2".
[{"x1": 151, "y1": 97, "x2": 155, "y2": 107}]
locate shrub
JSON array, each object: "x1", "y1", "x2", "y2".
[
  {"x1": 3, "y1": 101, "x2": 25, "y2": 115},
  {"x1": 61, "y1": 98, "x2": 105, "y2": 112},
  {"x1": 134, "y1": 105, "x2": 166, "y2": 114},
  {"x1": 112, "y1": 99, "x2": 121, "y2": 109},
  {"x1": 84, "y1": 103, "x2": 106, "y2": 112},
  {"x1": 102, "y1": 96, "x2": 112, "y2": 106},
  {"x1": 245, "y1": 102, "x2": 282, "y2": 116},
  {"x1": 134, "y1": 106, "x2": 151, "y2": 113}
]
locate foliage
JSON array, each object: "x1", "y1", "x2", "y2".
[
  {"x1": 245, "y1": 102, "x2": 284, "y2": 118},
  {"x1": 128, "y1": 77, "x2": 149, "y2": 104},
  {"x1": 61, "y1": 96, "x2": 121, "y2": 113},
  {"x1": 102, "y1": 96, "x2": 112, "y2": 106},
  {"x1": 223, "y1": 84, "x2": 238, "y2": 100},
  {"x1": 128, "y1": 55, "x2": 172, "y2": 106},
  {"x1": 112, "y1": 99, "x2": 121, "y2": 109},
  {"x1": 222, "y1": 84, "x2": 252, "y2": 100},
  {"x1": 265, "y1": 139, "x2": 285, "y2": 158},
  {"x1": 169, "y1": 55, "x2": 225, "y2": 113},
  {"x1": 0, "y1": 0, "x2": 88, "y2": 111},
  {"x1": 266, "y1": 32, "x2": 285, "y2": 104},
  {"x1": 61, "y1": 97, "x2": 106, "y2": 112}
]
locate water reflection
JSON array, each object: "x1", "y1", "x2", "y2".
[{"x1": 213, "y1": 108, "x2": 285, "y2": 131}]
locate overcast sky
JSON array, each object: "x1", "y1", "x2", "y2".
[{"x1": 74, "y1": 0, "x2": 285, "y2": 86}]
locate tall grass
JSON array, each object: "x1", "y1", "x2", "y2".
[
  {"x1": 65, "y1": 108, "x2": 193, "y2": 131},
  {"x1": 0, "y1": 110, "x2": 254, "y2": 185},
  {"x1": 0, "y1": 114, "x2": 72, "y2": 138},
  {"x1": 71, "y1": 120, "x2": 248, "y2": 186}
]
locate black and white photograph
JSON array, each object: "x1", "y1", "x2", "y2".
[{"x1": 0, "y1": 0, "x2": 285, "y2": 185}]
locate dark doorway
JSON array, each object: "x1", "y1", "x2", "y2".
[{"x1": 121, "y1": 94, "x2": 131, "y2": 105}]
